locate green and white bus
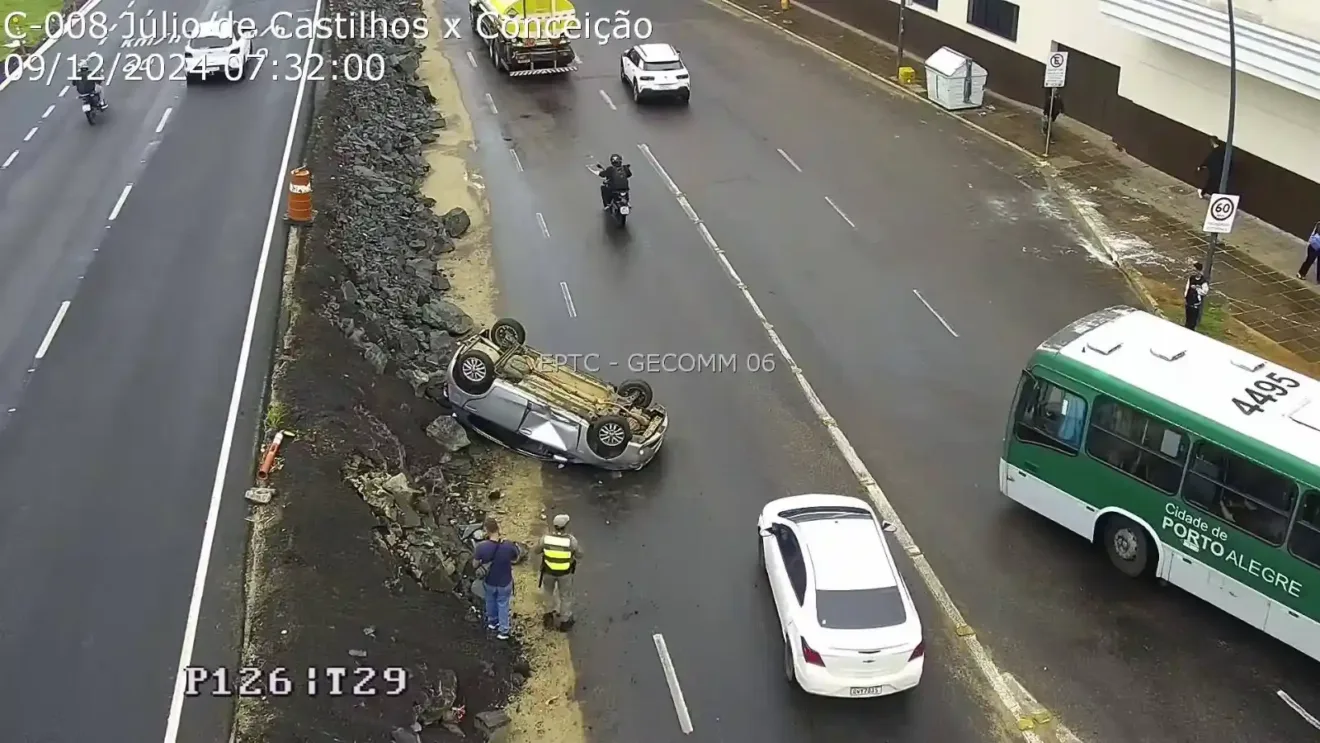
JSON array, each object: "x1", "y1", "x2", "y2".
[{"x1": 1002, "y1": 305, "x2": 1320, "y2": 661}]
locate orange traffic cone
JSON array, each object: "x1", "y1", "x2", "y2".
[{"x1": 286, "y1": 167, "x2": 313, "y2": 224}]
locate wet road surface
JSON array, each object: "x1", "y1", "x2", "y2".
[
  {"x1": 0, "y1": 0, "x2": 313, "y2": 739},
  {"x1": 438, "y1": 0, "x2": 1320, "y2": 740}
]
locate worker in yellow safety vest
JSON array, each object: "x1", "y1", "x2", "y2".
[{"x1": 532, "y1": 514, "x2": 583, "y2": 631}]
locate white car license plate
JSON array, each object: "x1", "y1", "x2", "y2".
[
  {"x1": 619, "y1": 205, "x2": 630, "y2": 215},
  {"x1": 849, "y1": 685, "x2": 890, "y2": 697},
  {"x1": 81, "y1": 103, "x2": 91, "y2": 111}
]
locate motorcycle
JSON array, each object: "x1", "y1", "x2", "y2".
[
  {"x1": 591, "y1": 164, "x2": 631, "y2": 228},
  {"x1": 607, "y1": 188, "x2": 630, "y2": 227},
  {"x1": 79, "y1": 91, "x2": 106, "y2": 125}
]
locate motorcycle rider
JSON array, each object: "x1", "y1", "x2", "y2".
[
  {"x1": 598, "y1": 154, "x2": 631, "y2": 210},
  {"x1": 72, "y1": 64, "x2": 106, "y2": 110}
]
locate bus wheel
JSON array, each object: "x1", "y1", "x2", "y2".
[{"x1": 1103, "y1": 516, "x2": 1150, "y2": 578}]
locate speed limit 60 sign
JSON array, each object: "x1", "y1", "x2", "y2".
[{"x1": 1202, "y1": 193, "x2": 1240, "y2": 233}]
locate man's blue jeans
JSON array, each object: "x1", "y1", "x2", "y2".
[{"x1": 484, "y1": 581, "x2": 512, "y2": 635}]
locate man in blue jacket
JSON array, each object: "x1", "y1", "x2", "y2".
[{"x1": 473, "y1": 517, "x2": 521, "y2": 640}]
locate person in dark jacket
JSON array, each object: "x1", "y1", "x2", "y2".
[
  {"x1": 1197, "y1": 136, "x2": 1228, "y2": 199},
  {"x1": 1184, "y1": 261, "x2": 1209, "y2": 331},
  {"x1": 1041, "y1": 89, "x2": 1065, "y2": 137},
  {"x1": 598, "y1": 154, "x2": 631, "y2": 209}
]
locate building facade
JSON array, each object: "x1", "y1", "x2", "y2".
[{"x1": 812, "y1": 0, "x2": 1320, "y2": 238}]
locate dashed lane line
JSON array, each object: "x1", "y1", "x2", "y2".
[
  {"x1": 776, "y1": 147, "x2": 801, "y2": 172},
  {"x1": 485, "y1": 92, "x2": 497, "y2": 114},
  {"x1": 23, "y1": 127, "x2": 36, "y2": 142},
  {"x1": 598, "y1": 89, "x2": 617, "y2": 110},
  {"x1": 652, "y1": 634, "x2": 693, "y2": 735},
  {"x1": 2, "y1": 150, "x2": 17, "y2": 169},
  {"x1": 536, "y1": 212, "x2": 549, "y2": 237},
  {"x1": 823, "y1": 195, "x2": 856, "y2": 228},
  {"x1": 912, "y1": 289, "x2": 959, "y2": 338},
  {"x1": 638, "y1": 140, "x2": 1052, "y2": 743},
  {"x1": 1278, "y1": 690, "x2": 1320, "y2": 730},
  {"x1": 559, "y1": 281, "x2": 577, "y2": 318},
  {"x1": 155, "y1": 107, "x2": 172, "y2": 134},
  {"x1": 108, "y1": 183, "x2": 133, "y2": 222},
  {"x1": 34, "y1": 301, "x2": 71, "y2": 361},
  {"x1": 41, "y1": 104, "x2": 54, "y2": 118},
  {"x1": 509, "y1": 148, "x2": 523, "y2": 172},
  {"x1": 466, "y1": 50, "x2": 477, "y2": 67}
]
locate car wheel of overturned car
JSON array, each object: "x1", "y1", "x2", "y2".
[
  {"x1": 617, "y1": 379, "x2": 653, "y2": 407},
  {"x1": 453, "y1": 349, "x2": 496, "y2": 395},
  {"x1": 587, "y1": 414, "x2": 632, "y2": 459},
  {"x1": 490, "y1": 318, "x2": 526, "y2": 350}
]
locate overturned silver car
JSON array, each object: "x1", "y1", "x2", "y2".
[{"x1": 443, "y1": 318, "x2": 668, "y2": 470}]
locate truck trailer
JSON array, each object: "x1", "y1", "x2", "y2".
[{"x1": 469, "y1": 0, "x2": 579, "y2": 77}]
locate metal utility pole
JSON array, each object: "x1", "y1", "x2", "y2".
[
  {"x1": 895, "y1": 0, "x2": 908, "y2": 79},
  {"x1": 1202, "y1": 0, "x2": 1238, "y2": 284}
]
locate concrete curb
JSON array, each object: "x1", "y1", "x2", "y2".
[{"x1": 707, "y1": 0, "x2": 1164, "y2": 318}]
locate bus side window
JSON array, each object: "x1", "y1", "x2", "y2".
[
  {"x1": 1289, "y1": 491, "x2": 1320, "y2": 567},
  {"x1": 1085, "y1": 397, "x2": 1188, "y2": 493},
  {"x1": 1182, "y1": 441, "x2": 1296, "y2": 546},
  {"x1": 1013, "y1": 374, "x2": 1087, "y2": 455}
]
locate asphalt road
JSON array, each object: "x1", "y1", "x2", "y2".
[
  {"x1": 0, "y1": 0, "x2": 311, "y2": 739},
  {"x1": 440, "y1": 0, "x2": 1320, "y2": 741}
]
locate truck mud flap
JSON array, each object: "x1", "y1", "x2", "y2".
[{"x1": 508, "y1": 65, "x2": 577, "y2": 77}]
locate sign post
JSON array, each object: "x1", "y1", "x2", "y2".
[
  {"x1": 895, "y1": 0, "x2": 910, "y2": 80},
  {"x1": 1042, "y1": 51, "x2": 1068, "y2": 157},
  {"x1": 1202, "y1": 194, "x2": 1240, "y2": 234}
]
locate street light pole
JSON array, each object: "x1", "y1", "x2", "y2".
[
  {"x1": 896, "y1": 0, "x2": 908, "y2": 79},
  {"x1": 1202, "y1": 0, "x2": 1238, "y2": 284}
]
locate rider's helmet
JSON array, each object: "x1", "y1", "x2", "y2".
[
  {"x1": 77, "y1": 64, "x2": 90, "y2": 77},
  {"x1": 609, "y1": 154, "x2": 622, "y2": 167}
]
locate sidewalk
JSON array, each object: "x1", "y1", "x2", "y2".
[{"x1": 720, "y1": 0, "x2": 1320, "y2": 376}]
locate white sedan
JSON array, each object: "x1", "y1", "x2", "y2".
[{"x1": 758, "y1": 494, "x2": 924, "y2": 697}]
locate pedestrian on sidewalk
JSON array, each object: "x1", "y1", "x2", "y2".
[
  {"x1": 473, "y1": 517, "x2": 520, "y2": 640},
  {"x1": 1297, "y1": 222, "x2": 1320, "y2": 281},
  {"x1": 1197, "y1": 136, "x2": 1229, "y2": 199},
  {"x1": 1041, "y1": 88, "x2": 1065, "y2": 138},
  {"x1": 1184, "y1": 261, "x2": 1209, "y2": 331},
  {"x1": 532, "y1": 514, "x2": 583, "y2": 632}
]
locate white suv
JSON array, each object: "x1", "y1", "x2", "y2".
[
  {"x1": 183, "y1": 19, "x2": 255, "y2": 83},
  {"x1": 620, "y1": 43, "x2": 690, "y2": 105}
]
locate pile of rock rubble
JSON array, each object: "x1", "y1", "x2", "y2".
[
  {"x1": 318, "y1": 0, "x2": 476, "y2": 405},
  {"x1": 306, "y1": 0, "x2": 518, "y2": 737}
]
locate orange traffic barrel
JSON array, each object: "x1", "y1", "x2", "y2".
[{"x1": 286, "y1": 168, "x2": 313, "y2": 224}]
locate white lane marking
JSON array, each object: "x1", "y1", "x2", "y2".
[
  {"x1": 98, "y1": 34, "x2": 107, "y2": 45},
  {"x1": 34, "y1": 301, "x2": 71, "y2": 360},
  {"x1": 652, "y1": 634, "x2": 693, "y2": 734},
  {"x1": 676, "y1": 195, "x2": 698, "y2": 223},
  {"x1": 509, "y1": 148, "x2": 523, "y2": 172},
  {"x1": 2, "y1": 150, "x2": 17, "y2": 169},
  {"x1": 485, "y1": 92, "x2": 497, "y2": 114},
  {"x1": 639, "y1": 142, "x2": 1046, "y2": 743},
  {"x1": 777, "y1": 147, "x2": 802, "y2": 172},
  {"x1": 41, "y1": 104, "x2": 54, "y2": 118},
  {"x1": 466, "y1": 50, "x2": 477, "y2": 68},
  {"x1": 824, "y1": 196, "x2": 856, "y2": 228},
  {"x1": 126, "y1": 0, "x2": 133, "y2": 6},
  {"x1": 59, "y1": 85, "x2": 69, "y2": 97},
  {"x1": 912, "y1": 289, "x2": 958, "y2": 337},
  {"x1": 1279, "y1": 690, "x2": 1320, "y2": 730},
  {"x1": 536, "y1": 212, "x2": 550, "y2": 237},
  {"x1": 23, "y1": 127, "x2": 37, "y2": 141},
  {"x1": 160, "y1": 0, "x2": 322, "y2": 738},
  {"x1": 108, "y1": 183, "x2": 133, "y2": 221},
  {"x1": 155, "y1": 107, "x2": 172, "y2": 134},
  {"x1": 598, "y1": 89, "x2": 617, "y2": 110},
  {"x1": 0, "y1": 0, "x2": 103, "y2": 93},
  {"x1": 559, "y1": 281, "x2": 577, "y2": 318}
]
